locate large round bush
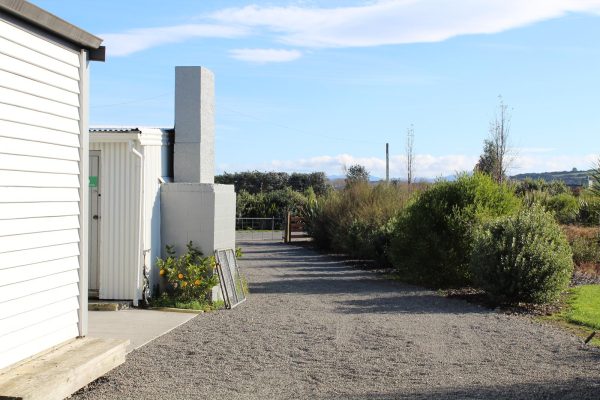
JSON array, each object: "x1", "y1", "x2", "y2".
[
  {"x1": 470, "y1": 205, "x2": 573, "y2": 304},
  {"x1": 388, "y1": 173, "x2": 520, "y2": 288}
]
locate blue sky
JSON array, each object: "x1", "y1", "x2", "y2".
[{"x1": 33, "y1": 0, "x2": 600, "y2": 179}]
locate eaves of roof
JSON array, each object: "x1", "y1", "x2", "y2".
[
  {"x1": 90, "y1": 126, "x2": 173, "y2": 146},
  {"x1": 0, "y1": 0, "x2": 102, "y2": 50}
]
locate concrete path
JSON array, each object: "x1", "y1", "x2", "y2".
[
  {"x1": 88, "y1": 309, "x2": 197, "y2": 353},
  {"x1": 74, "y1": 240, "x2": 600, "y2": 399}
]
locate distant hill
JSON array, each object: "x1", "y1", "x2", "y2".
[{"x1": 511, "y1": 169, "x2": 593, "y2": 187}]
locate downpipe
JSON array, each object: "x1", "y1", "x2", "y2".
[{"x1": 129, "y1": 141, "x2": 146, "y2": 307}]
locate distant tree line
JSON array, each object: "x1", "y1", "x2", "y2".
[
  {"x1": 215, "y1": 171, "x2": 328, "y2": 220},
  {"x1": 215, "y1": 171, "x2": 329, "y2": 196}
]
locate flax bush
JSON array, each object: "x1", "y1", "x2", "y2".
[{"x1": 470, "y1": 206, "x2": 573, "y2": 304}]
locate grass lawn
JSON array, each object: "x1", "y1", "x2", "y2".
[
  {"x1": 564, "y1": 285, "x2": 600, "y2": 330},
  {"x1": 540, "y1": 284, "x2": 600, "y2": 347}
]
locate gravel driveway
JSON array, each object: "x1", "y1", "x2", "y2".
[{"x1": 74, "y1": 240, "x2": 600, "y2": 400}]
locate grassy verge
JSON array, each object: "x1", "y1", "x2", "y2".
[
  {"x1": 539, "y1": 284, "x2": 600, "y2": 347},
  {"x1": 149, "y1": 295, "x2": 225, "y2": 312}
]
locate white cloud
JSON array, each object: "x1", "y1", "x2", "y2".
[
  {"x1": 101, "y1": 24, "x2": 248, "y2": 57},
  {"x1": 220, "y1": 153, "x2": 478, "y2": 179},
  {"x1": 213, "y1": 0, "x2": 600, "y2": 48},
  {"x1": 101, "y1": 1, "x2": 600, "y2": 57},
  {"x1": 218, "y1": 152, "x2": 599, "y2": 179},
  {"x1": 229, "y1": 48, "x2": 303, "y2": 63}
]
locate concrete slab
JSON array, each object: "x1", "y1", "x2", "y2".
[{"x1": 88, "y1": 309, "x2": 197, "y2": 353}]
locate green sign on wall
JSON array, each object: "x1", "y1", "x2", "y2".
[{"x1": 89, "y1": 176, "x2": 98, "y2": 188}]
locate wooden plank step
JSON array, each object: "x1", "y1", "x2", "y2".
[{"x1": 0, "y1": 337, "x2": 128, "y2": 400}]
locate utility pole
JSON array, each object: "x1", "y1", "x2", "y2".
[
  {"x1": 406, "y1": 125, "x2": 415, "y2": 186},
  {"x1": 385, "y1": 143, "x2": 389, "y2": 183}
]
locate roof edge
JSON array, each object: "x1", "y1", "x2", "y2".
[{"x1": 0, "y1": 0, "x2": 102, "y2": 49}]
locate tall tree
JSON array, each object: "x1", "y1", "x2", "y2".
[
  {"x1": 475, "y1": 97, "x2": 512, "y2": 184},
  {"x1": 345, "y1": 164, "x2": 370, "y2": 186},
  {"x1": 406, "y1": 125, "x2": 415, "y2": 185}
]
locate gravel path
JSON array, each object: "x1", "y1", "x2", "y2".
[{"x1": 74, "y1": 240, "x2": 600, "y2": 400}]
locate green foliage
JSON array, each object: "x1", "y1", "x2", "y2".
[
  {"x1": 514, "y1": 178, "x2": 580, "y2": 224},
  {"x1": 345, "y1": 164, "x2": 370, "y2": 186},
  {"x1": 215, "y1": 170, "x2": 329, "y2": 195},
  {"x1": 236, "y1": 187, "x2": 308, "y2": 219},
  {"x1": 305, "y1": 181, "x2": 411, "y2": 263},
  {"x1": 474, "y1": 139, "x2": 502, "y2": 181},
  {"x1": 156, "y1": 242, "x2": 219, "y2": 302},
  {"x1": 470, "y1": 206, "x2": 573, "y2": 304},
  {"x1": 590, "y1": 158, "x2": 600, "y2": 197},
  {"x1": 388, "y1": 173, "x2": 521, "y2": 288},
  {"x1": 578, "y1": 191, "x2": 600, "y2": 226},
  {"x1": 561, "y1": 226, "x2": 599, "y2": 275},
  {"x1": 150, "y1": 293, "x2": 213, "y2": 311},
  {"x1": 514, "y1": 178, "x2": 570, "y2": 197},
  {"x1": 545, "y1": 192, "x2": 580, "y2": 224},
  {"x1": 564, "y1": 285, "x2": 600, "y2": 330}
]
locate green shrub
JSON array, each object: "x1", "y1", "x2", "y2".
[
  {"x1": 156, "y1": 242, "x2": 219, "y2": 302},
  {"x1": 514, "y1": 178, "x2": 570, "y2": 197},
  {"x1": 470, "y1": 206, "x2": 573, "y2": 304},
  {"x1": 388, "y1": 173, "x2": 520, "y2": 288},
  {"x1": 305, "y1": 182, "x2": 412, "y2": 263},
  {"x1": 562, "y1": 225, "x2": 600, "y2": 275},
  {"x1": 236, "y1": 187, "x2": 309, "y2": 221},
  {"x1": 578, "y1": 192, "x2": 600, "y2": 226},
  {"x1": 545, "y1": 192, "x2": 580, "y2": 224}
]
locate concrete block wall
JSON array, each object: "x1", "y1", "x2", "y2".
[
  {"x1": 160, "y1": 183, "x2": 235, "y2": 256},
  {"x1": 174, "y1": 67, "x2": 215, "y2": 184}
]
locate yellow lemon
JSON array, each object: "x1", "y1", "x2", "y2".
[
  {"x1": 194, "y1": 279, "x2": 201, "y2": 286},
  {"x1": 182, "y1": 281, "x2": 188, "y2": 287},
  {"x1": 159, "y1": 269, "x2": 165, "y2": 276},
  {"x1": 178, "y1": 273, "x2": 184, "y2": 280}
]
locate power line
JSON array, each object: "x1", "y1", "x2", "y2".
[
  {"x1": 91, "y1": 93, "x2": 171, "y2": 109},
  {"x1": 219, "y1": 104, "x2": 381, "y2": 145}
]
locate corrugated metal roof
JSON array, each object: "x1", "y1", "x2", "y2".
[
  {"x1": 90, "y1": 127, "x2": 173, "y2": 134},
  {"x1": 90, "y1": 127, "x2": 141, "y2": 133},
  {"x1": 90, "y1": 127, "x2": 173, "y2": 146}
]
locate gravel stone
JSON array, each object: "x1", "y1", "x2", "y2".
[{"x1": 73, "y1": 240, "x2": 600, "y2": 400}]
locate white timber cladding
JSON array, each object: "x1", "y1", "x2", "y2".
[
  {"x1": 89, "y1": 141, "x2": 140, "y2": 300},
  {"x1": 0, "y1": 19, "x2": 84, "y2": 369},
  {"x1": 89, "y1": 129, "x2": 171, "y2": 300}
]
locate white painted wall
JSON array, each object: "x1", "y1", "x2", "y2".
[
  {"x1": 160, "y1": 183, "x2": 236, "y2": 256},
  {"x1": 0, "y1": 18, "x2": 85, "y2": 369}
]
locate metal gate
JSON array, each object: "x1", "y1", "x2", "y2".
[{"x1": 236, "y1": 217, "x2": 283, "y2": 241}]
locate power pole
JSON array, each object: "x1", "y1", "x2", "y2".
[
  {"x1": 385, "y1": 143, "x2": 390, "y2": 183},
  {"x1": 406, "y1": 125, "x2": 415, "y2": 186}
]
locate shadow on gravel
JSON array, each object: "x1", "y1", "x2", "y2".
[
  {"x1": 249, "y1": 278, "x2": 484, "y2": 315},
  {"x1": 334, "y1": 295, "x2": 484, "y2": 315},
  {"x1": 325, "y1": 376, "x2": 600, "y2": 400}
]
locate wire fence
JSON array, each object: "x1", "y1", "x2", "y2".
[{"x1": 236, "y1": 217, "x2": 284, "y2": 241}]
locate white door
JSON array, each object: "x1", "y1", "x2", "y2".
[{"x1": 89, "y1": 151, "x2": 101, "y2": 296}]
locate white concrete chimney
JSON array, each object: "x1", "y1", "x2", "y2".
[{"x1": 174, "y1": 66, "x2": 215, "y2": 183}]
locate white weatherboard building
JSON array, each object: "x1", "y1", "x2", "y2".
[
  {"x1": 0, "y1": 1, "x2": 108, "y2": 370},
  {"x1": 88, "y1": 128, "x2": 172, "y2": 301},
  {"x1": 90, "y1": 66, "x2": 236, "y2": 303}
]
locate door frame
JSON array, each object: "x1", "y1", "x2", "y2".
[{"x1": 88, "y1": 150, "x2": 101, "y2": 297}]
